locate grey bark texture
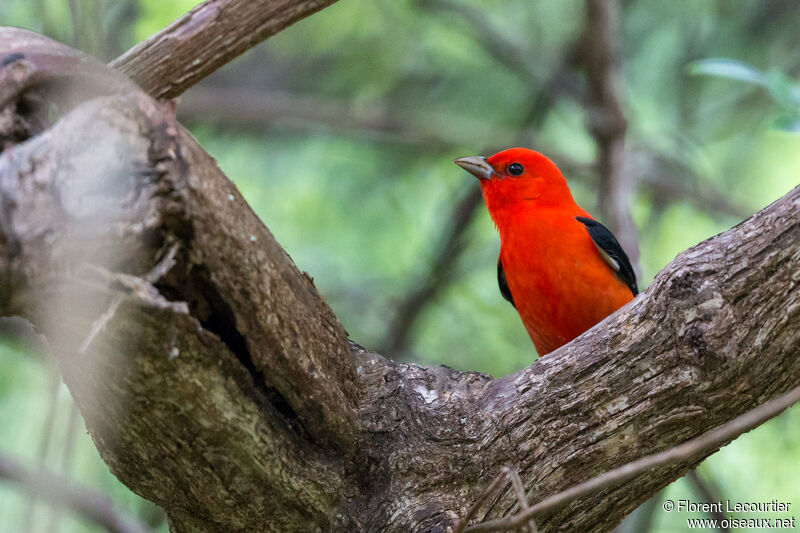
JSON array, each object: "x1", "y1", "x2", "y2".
[{"x1": 1, "y1": 26, "x2": 799, "y2": 533}]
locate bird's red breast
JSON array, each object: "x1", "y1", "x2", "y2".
[{"x1": 455, "y1": 148, "x2": 637, "y2": 356}]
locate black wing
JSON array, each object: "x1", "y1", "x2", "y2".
[
  {"x1": 497, "y1": 259, "x2": 516, "y2": 308},
  {"x1": 575, "y1": 216, "x2": 638, "y2": 296}
]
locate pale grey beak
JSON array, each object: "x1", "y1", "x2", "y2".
[{"x1": 454, "y1": 156, "x2": 494, "y2": 181}]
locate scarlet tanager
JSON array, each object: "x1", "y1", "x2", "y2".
[{"x1": 455, "y1": 148, "x2": 637, "y2": 356}]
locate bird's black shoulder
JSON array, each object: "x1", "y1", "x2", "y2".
[
  {"x1": 497, "y1": 259, "x2": 515, "y2": 308},
  {"x1": 575, "y1": 216, "x2": 638, "y2": 296}
]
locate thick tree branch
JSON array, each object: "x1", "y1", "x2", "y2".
[
  {"x1": 1, "y1": 32, "x2": 799, "y2": 533},
  {"x1": 0, "y1": 452, "x2": 153, "y2": 533},
  {"x1": 0, "y1": 92, "x2": 356, "y2": 530},
  {"x1": 464, "y1": 385, "x2": 800, "y2": 531},
  {"x1": 0, "y1": 28, "x2": 136, "y2": 151},
  {"x1": 109, "y1": 0, "x2": 341, "y2": 99}
]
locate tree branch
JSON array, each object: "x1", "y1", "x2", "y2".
[
  {"x1": 463, "y1": 384, "x2": 800, "y2": 531},
  {"x1": 636, "y1": 152, "x2": 750, "y2": 220},
  {"x1": 109, "y1": 0, "x2": 341, "y2": 99},
  {"x1": 1, "y1": 91, "x2": 357, "y2": 530},
  {"x1": 45, "y1": 401, "x2": 83, "y2": 533},
  {"x1": 0, "y1": 27, "x2": 136, "y2": 150},
  {"x1": 378, "y1": 186, "x2": 483, "y2": 358},
  {"x1": 615, "y1": 490, "x2": 663, "y2": 533},
  {"x1": 415, "y1": 0, "x2": 535, "y2": 84},
  {"x1": 686, "y1": 470, "x2": 730, "y2": 531},
  {"x1": 582, "y1": 0, "x2": 640, "y2": 272},
  {"x1": 22, "y1": 366, "x2": 63, "y2": 532},
  {"x1": 0, "y1": 452, "x2": 153, "y2": 533},
  {"x1": 177, "y1": 85, "x2": 750, "y2": 223},
  {"x1": 505, "y1": 466, "x2": 538, "y2": 533},
  {"x1": 453, "y1": 469, "x2": 509, "y2": 533},
  {"x1": 178, "y1": 86, "x2": 464, "y2": 148}
]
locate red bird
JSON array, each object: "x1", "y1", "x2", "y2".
[{"x1": 455, "y1": 148, "x2": 637, "y2": 356}]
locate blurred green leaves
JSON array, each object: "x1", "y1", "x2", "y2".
[{"x1": 689, "y1": 58, "x2": 800, "y2": 131}]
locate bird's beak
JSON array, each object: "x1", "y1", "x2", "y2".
[{"x1": 454, "y1": 156, "x2": 494, "y2": 181}]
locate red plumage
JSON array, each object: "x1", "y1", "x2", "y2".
[{"x1": 455, "y1": 148, "x2": 637, "y2": 356}]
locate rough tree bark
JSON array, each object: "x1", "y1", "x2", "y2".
[
  {"x1": 1, "y1": 24, "x2": 800, "y2": 533},
  {"x1": 109, "y1": 0, "x2": 342, "y2": 99}
]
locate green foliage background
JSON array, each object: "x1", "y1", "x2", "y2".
[{"x1": 1, "y1": 0, "x2": 799, "y2": 531}]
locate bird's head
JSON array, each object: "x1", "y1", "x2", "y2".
[{"x1": 454, "y1": 148, "x2": 575, "y2": 219}]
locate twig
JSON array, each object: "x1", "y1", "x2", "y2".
[
  {"x1": 22, "y1": 366, "x2": 62, "y2": 533},
  {"x1": 379, "y1": 187, "x2": 483, "y2": 358},
  {"x1": 178, "y1": 86, "x2": 467, "y2": 149},
  {"x1": 78, "y1": 295, "x2": 123, "y2": 354},
  {"x1": 454, "y1": 465, "x2": 538, "y2": 533},
  {"x1": 47, "y1": 402, "x2": 82, "y2": 533},
  {"x1": 179, "y1": 89, "x2": 747, "y2": 230},
  {"x1": 109, "y1": 0, "x2": 341, "y2": 99},
  {"x1": 178, "y1": 84, "x2": 568, "y2": 154},
  {"x1": 453, "y1": 470, "x2": 510, "y2": 533},
  {"x1": 78, "y1": 243, "x2": 181, "y2": 353},
  {"x1": 612, "y1": 489, "x2": 664, "y2": 533},
  {"x1": 178, "y1": 87, "x2": 746, "y2": 223},
  {"x1": 464, "y1": 384, "x2": 800, "y2": 532},
  {"x1": 503, "y1": 466, "x2": 537, "y2": 533},
  {"x1": 415, "y1": 0, "x2": 586, "y2": 137},
  {"x1": 636, "y1": 149, "x2": 749, "y2": 220},
  {"x1": 415, "y1": 0, "x2": 535, "y2": 84},
  {"x1": 0, "y1": 452, "x2": 153, "y2": 533},
  {"x1": 144, "y1": 241, "x2": 179, "y2": 284},
  {"x1": 686, "y1": 470, "x2": 730, "y2": 532},
  {"x1": 67, "y1": 0, "x2": 82, "y2": 51}
]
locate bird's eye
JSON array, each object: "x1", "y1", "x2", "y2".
[{"x1": 507, "y1": 162, "x2": 524, "y2": 176}]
